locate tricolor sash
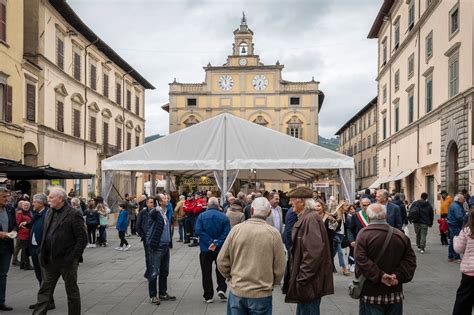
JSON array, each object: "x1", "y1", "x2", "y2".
[{"x1": 356, "y1": 210, "x2": 369, "y2": 228}]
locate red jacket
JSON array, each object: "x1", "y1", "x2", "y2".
[
  {"x1": 194, "y1": 198, "x2": 206, "y2": 215},
  {"x1": 183, "y1": 199, "x2": 196, "y2": 214},
  {"x1": 437, "y1": 217, "x2": 448, "y2": 233},
  {"x1": 16, "y1": 210, "x2": 32, "y2": 241}
]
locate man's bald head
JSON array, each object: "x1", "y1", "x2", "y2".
[{"x1": 367, "y1": 203, "x2": 387, "y2": 221}]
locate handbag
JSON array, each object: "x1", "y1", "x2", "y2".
[
  {"x1": 348, "y1": 226, "x2": 393, "y2": 299},
  {"x1": 341, "y1": 235, "x2": 350, "y2": 249}
]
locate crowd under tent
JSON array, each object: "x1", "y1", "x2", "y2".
[{"x1": 101, "y1": 113, "x2": 355, "y2": 208}]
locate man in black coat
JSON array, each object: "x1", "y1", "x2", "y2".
[
  {"x1": 0, "y1": 187, "x2": 16, "y2": 311},
  {"x1": 33, "y1": 187, "x2": 87, "y2": 315},
  {"x1": 410, "y1": 192, "x2": 434, "y2": 254},
  {"x1": 376, "y1": 189, "x2": 403, "y2": 230},
  {"x1": 392, "y1": 193, "x2": 408, "y2": 227}
]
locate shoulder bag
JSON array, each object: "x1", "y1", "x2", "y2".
[{"x1": 348, "y1": 225, "x2": 393, "y2": 299}]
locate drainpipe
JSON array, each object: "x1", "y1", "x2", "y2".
[
  {"x1": 122, "y1": 70, "x2": 134, "y2": 151},
  {"x1": 416, "y1": 0, "x2": 421, "y2": 165},
  {"x1": 84, "y1": 38, "x2": 99, "y2": 165}
]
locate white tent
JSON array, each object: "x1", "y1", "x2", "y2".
[{"x1": 102, "y1": 113, "x2": 355, "y2": 202}]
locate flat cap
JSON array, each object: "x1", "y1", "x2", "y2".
[{"x1": 287, "y1": 187, "x2": 313, "y2": 198}]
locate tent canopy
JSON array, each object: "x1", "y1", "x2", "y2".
[{"x1": 102, "y1": 113, "x2": 354, "y2": 183}]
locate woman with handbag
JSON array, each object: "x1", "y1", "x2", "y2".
[{"x1": 333, "y1": 201, "x2": 350, "y2": 276}]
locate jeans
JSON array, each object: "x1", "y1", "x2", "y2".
[
  {"x1": 199, "y1": 251, "x2": 227, "y2": 299},
  {"x1": 413, "y1": 223, "x2": 428, "y2": 250},
  {"x1": 453, "y1": 273, "x2": 474, "y2": 314},
  {"x1": 333, "y1": 234, "x2": 346, "y2": 268},
  {"x1": 358, "y1": 302, "x2": 403, "y2": 315},
  {"x1": 142, "y1": 241, "x2": 151, "y2": 279},
  {"x1": 227, "y1": 291, "x2": 272, "y2": 315},
  {"x1": 33, "y1": 261, "x2": 81, "y2": 315},
  {"x1": 178, "y1": 220, "x2": 185, "y2": 241},
  {"x1": 449, "y1": 226, "x2": 461, "y2": 260},
  {"x1": 148, "y1": 245, "x2": 170, "y2": 298},
  {"x1": 87, "y1": 224, "x2": 97, "y2": 244},
  {"x1": 118, "y1": 231, "x2": 128, "y2": 247},
  {"x1": 98, "y1": 225, "x2": 107, "y2": 245},
  {"x1": 296, "y1": 298, "x2": 321, "y2": 315},
  {"x1": 0, "y1": 249, "x2": 12, "y2": 304}
]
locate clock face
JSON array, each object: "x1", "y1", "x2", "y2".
[
  {"x1": 218, "y1": 75, "x2": 234, "y2": 91},
  {"x1": 239, "y1": 58, "x2": 247, "y2": 66},
  {"x1": 252, "y1": 75, "x2": 268, "y2": 91}
]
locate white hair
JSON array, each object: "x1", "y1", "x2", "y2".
[
  {"x1": 71, "y1": 197, "x2": 80, "y2": 207},
  {"x1": 48, "y1": 186, "x2": 67, "y2": 201},
  {"x1": 367, "y1": 203, "x2": 387, "y2": 221},
  {"x1": 33, "y1": 193, "x2": 48, "y2": 205},
  {"x1": 251, "y1": 197, "x2": 271, "y2": 217},
  {"x1": 305, "y1": 198, "x2": 317, "y2": 212},
  {"x1": 207, "y1": 197, "x2": 220, "y2": 209}
]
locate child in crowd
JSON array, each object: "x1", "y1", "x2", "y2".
[
  {"x1": 115, "y1": 202, "x2": 130, "y2": 251},
  {"x1": 438, "y1": 213, "x2": 449, "y2": 245}
]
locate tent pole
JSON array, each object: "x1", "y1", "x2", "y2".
[
  {"x1": 222, "y1": 115, "x2": 228, "y2": 205},
  {"x1": 165, "y1": 172, "x2": 171, "y2": 194},
  {"x1": 150, "y1": 172, "x2": 156, "y2": 196}
]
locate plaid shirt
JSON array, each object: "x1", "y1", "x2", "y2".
[{"x1": 361, "y1": 292, "x2": 404, "y2": 304}]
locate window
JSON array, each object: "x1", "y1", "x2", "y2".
[
  {"x1": 56, "y1": 32, "x2": 64, "y2": 70},
  {"x1": 408, "y1": 92, "x2": 414, "y2": 124},
  {"x1": 382, "y1": 39, "x2": 387, "y2": 65},
  {"x1": 373, "y1": 132, "x2": 377, "y2": 145},
  {"x1": 363, "y1": 117, "x2": 366, "y2": 130},
  {"x1": 373, "y1": 156, "x2": 377, "y2": 174},
  {"x1": 103, "y1": 122, "x2": 109, "y2": 145},
  {"x1": 187, "y1": 98, "x2": 197, "y2": 106},
  {"x1": 383, "y1": 114, "x2": 387, "y2": 139},
  {"x1": 73, "y1": 52, "x2": 81, "y2": 81},
  {"x1": 0, "y1": 83, "x2": 12, "y2": 122},
  {"x1": 383, "y1": 158, "x2": 386, "y2": 168},
  {"x1": 368, "y1": 135, "x2": 372, "y2": 147},
  {"x1": 383, "y1": 84, "x2": 387, "y2": 103},
  {"x1": 26, "y1": 83, "x2": 35, "y2": 122},
  {"x1": 290, "y1": 97, "x2": 300, "y2": 105},
  {"x1": 394, "y1": 19, "x2": 400, "y2": 49},
  {"x1": 126, "y1": 89, "x2": 131, "y2": 111},
  {"x1": 426, "y1": 0, "x2": 432, "y2": 8},
  {"x1": 450, "y1": 5, "x2": 459, "y2": 36},
  {"x1": 427, "y1": 142, "x2": 432, "y2": 155},
  {"x1": 358, "y1": 161, "x2": 362, "y2": 177},
  {"x1": 135, "y1": 95, "x2": 140, "y2": 115},
  {"x1": 408, "y1": 0, "x2": 415, "y2": 30},
  {"x1": 426, "y1": 32, "x2": 433, "y2": 60},
  {"x1": 368, "y1": 158, "x2": 371, "y2": 176},
  {"x1": 239, "y1": 42, "x2": 248, "y2": 55},
  {"x1": 287, "y1": 115, "x2": 303, "y2": 139},
  {"x1": 72, "y1": 108, "x2": 81, "y2": 137},
  {"x1": 0, "y1": 1, "x2": 6, "y2": 42},
  {"x1": 362, "y1": 160, "x2": 366, "y2": 177},
  {"x1": 408, "y1": 54, "x2": 415, "y2": 78},
  {"x1": 116, "y1": 127, "x2": 122, "y2": 150},
  {"x1": 126, "y1": 131, "x2": 131, "y2": 150},
  {"x1": 56, "y1": 100, "x2": 64, "y2": 132},
  {"x1": 426, "y1": 76, "x2": 433, "y2": 112},
  {"x1": 103, "y1": 73, "x2": 109, "y2": 97},
  {"x1": 362, "y1": 139, "x2": 366, "y2": 150},
  {"x1": 90, "y1": 116, "x2": 96, "y2": 143},
  {"x1": 368, "y1": 112, "x2": 372, "y2": 126},
  {"x1": 394, "y1": 70, "x2": 400, "y2": 91},
  {"x1": 449, "y1": 53, "x2": 459, "y2": 97},
  {"x1": 135, "y1": 135, "x2": 140, "y2": 147},
  {"x1": 116, "y1": 82, "x2": 122, "y2": 105},
  {"x1": 90, "y1": 63, "x2": 97, "y2": 91},
  {"x1": 394, "y1": 104, "x2": 400, "y2": 132}
]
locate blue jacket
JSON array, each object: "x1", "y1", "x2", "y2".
[
  {"x1": 27, "y1": 207, "x2": 48, "y2": 254},
  {"x1": 283, "y1": 207, "x2": 298, "y2": 251},
  {"x1": 194, "y1": 207, "x2": 230, "y2": 252},
  {"x1": 386, "y1": 202, "x2": 403, "y2": 230},
  {"x1": 116, "y1": 210, "x2": 129, "y2": 232},
  {"x1": 146, "y1": 208, "x2": 166, "y2": 250},
  {"x1": 136, "y1": 207, "x2": 152, "y2": 240},
  {"x1": 448, "y1": 201, "x2": 465, "y2": 229},
  {"x1": 166, "y1": 202, "x2": 173, "y2": 224}
]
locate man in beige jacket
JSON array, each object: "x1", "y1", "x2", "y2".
[{"x1": 217, "y1": 197, "x2": 286, "y2": 314}]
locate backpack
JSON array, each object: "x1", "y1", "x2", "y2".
[{"x1": 408, "y1": 202, "x2": 420, "y2": 223}]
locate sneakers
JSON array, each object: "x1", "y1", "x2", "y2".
[
  {"x1": 203, "y1": 298, "x2": 213, "y2": 304},
  {"x1": 159, "y1": 293, "x2": 176, "y2": 301},
  {"x1": 417, "y1": 248, "x2": 421, "y2": 252},
  {"x1": 217, "y1": 291, "x2": 227, "y2": 301},
  {"x1": 114, "y1": 247, "x2": 123, "y2": 251},
  {"x1": 150, "y1": 297, "x2": 161, "y2": 305},
  {"x1": 420, "y1": 249, "x2": 425, "y2": 254},
  {"x1": 91, "y1": 244, "x2": 97, "y2": 248},
  {"x1": 123, "y1": 245, "x2": 131, "y2": 251},
  {"x1": 349, "y1": 264, "x2": 355, "y2": 273}
]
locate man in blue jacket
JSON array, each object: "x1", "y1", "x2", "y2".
[
  {"x1": 194, "y1": 197, "x2": 231, "y2": 303},
  {"x1": 376, "y1": 189, "x2": 403, "y2": 230},
  {"x1": 137, "y1": 197, "x2": 155, "y2": 279},
  {"x1": 447, "y1": 194, "x2": 466, "y2": 262}
]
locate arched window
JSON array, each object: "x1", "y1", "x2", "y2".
[
  {"x1": 239, "y1": 42, "x2": 248, "y2": 55},
  {"x1": 184, "y1": 115, "x2": 199, "y2": 127},
  {"x1": 253, "y1": 115, "x2": 268, "y2": 126},
  {"x1": 287, "y1": 115, "x2": 303, "y2": 139}
]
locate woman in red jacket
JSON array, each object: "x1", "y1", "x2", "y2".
[{"x1": 16, "y1": 200, "x2": 33, "y2": 270}]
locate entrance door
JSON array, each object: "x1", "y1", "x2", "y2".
[
  {"x1": 426, "y1": 175, "x2": 435, "y2": 206},
  {"x1": 407, "y1": 173, "x2": 415, "y2": 202},
  {"x1": 446, "y1": 142, "x2": 459, "y2": 195}
]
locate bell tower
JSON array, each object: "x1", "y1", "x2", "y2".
[{"x1": 225, "y1": 13, "x2": 261, "y2": 67}]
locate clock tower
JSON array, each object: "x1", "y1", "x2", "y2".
[{"x1": 163, "y1": 14, "x2": 324, "y2": 145}]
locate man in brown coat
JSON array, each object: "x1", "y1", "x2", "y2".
[
  {"x1": 284, "y1": 187, "x2": 334, "y2": 314},
  {"x1": 355, "y1": 203, "x2": 416, "y2": 314}
]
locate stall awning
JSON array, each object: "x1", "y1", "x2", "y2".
[
  {"x1": 0, "y1": 164, "x2": 94, "y2": 180},
  {"x1": 390, "y1": 169, "x2": 414, "y2": 182},
  {"x1": 457, "y1": 163, "x2": 474, "y2": 172},
  {"x1": 369, "y1": 176, "x2": 391, "y2": 189}
]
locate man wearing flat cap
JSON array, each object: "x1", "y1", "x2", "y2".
[{"x1": 283, "y1": 186, "x2": 334, "y2": 314}]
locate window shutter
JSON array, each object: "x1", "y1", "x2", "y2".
[
  {"x1": 116, "y1": 128, "x2": 122, "y2": 150},
  {"x1": 103, "y1": 74, "x2": 109, "y2": 97},
  {"x1": 57, "y1": 101, "x2": 64, "y2": 132},
  {"x1": 116, "y1": 83, "x2": 121, "y2": 105},
  {"x1": 90, "y1": 64, "x2": 97, "y2": 90},
  {"x1": 135, "y1": 96, "x2": 139, "y2": 115},
  {"x1": 26, "y1": 83, "x2": 36, "y2": 122},
  {"x1": 135, "y1": 135, "x2": 139, "y2": 147},
  {"x1": 126, "y1": 132, "x2": 131, "y2": 150},
  {"x1": 5, "y1": 85, "x2": 12, "y2": 122},
  {"x1": 126, "y1": 90, "x2": 131, "y2": 110},
  {"x1": 74, "y1": 53, "x2": 81, "y2": 81},
  {"x1": 73, "y1": 109, "x2": 81, "y2": 137},
  {"x1": 0, "y1": 3, "x2": 6, "y2": 42},
  {"x1": 57, "y1": 38, "x2": 64, "y2": 69},
  {"x1": 90, "y1": 116, "x2": 96, "y2": 142}
]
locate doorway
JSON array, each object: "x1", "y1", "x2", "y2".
[
  {"x1": 446, "y1": 141, "x2": 459, "y2": 195},
  {"x1": 426, "y1": 175, "x2": 435, "y2": 206}
]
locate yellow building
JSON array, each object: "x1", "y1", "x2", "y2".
[
  {"x1": 0, "y1": 0, "x2": 24, "y2": 162},
  {"x1": 163, "y1": 14, "x2": 324, "y2": 144}
]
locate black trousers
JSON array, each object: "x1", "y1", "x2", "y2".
[
  {"x1": 86, "y1": 225, "x2": 97, "y2": 244},
  {"x1": 130, "y1": 219, "x2": 136, "y2": 235},
  {"x1": 118, "y1": 231, "x2": 128, "y2": 247},
  {"x1": 441, "y1": 232, "x2": 448, "y2": 245},
  {"x1": 33, "y1": 261, "x2": 80, "y2": 315},
  {"x1": 453, "y1": 273, "x2": 474, "y2": 315},
  {"x1": 19, "y1": 240, "x2": 31, "y2": 268},
  {"x1": 31, "y1": 252, "x2": 42, "y2": 285},
  {"x1": 185, "y1": 213, "x2": 196, "y2": 242},
  {"x1": 199, "y1": 251, "x2": 227, "y2": 300}
]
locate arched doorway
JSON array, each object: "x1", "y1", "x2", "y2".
[
  {"x1": 23, "y1": 142, "x2": 38, "y2": 196},
  {"x1": 446, "y1": 141, "x2": 459, "y2": 195}
]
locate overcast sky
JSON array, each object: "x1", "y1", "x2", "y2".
[{"x1": 68, "y1": 0, "x2": 380, "y2": 139}]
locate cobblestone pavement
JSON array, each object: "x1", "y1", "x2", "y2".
[{"x1": 5, "y1": 224, "x2": 460, "y2": 314}]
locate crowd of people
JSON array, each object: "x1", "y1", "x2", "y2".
[{"x1": 0, "y1": 185, "x2": 473, "y2": 314}]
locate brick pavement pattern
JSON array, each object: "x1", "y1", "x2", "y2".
[{"x1": 6, "y1": 224, "x2": 459, "y2": 314}]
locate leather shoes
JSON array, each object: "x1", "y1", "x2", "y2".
[
  {"x1": 28, "y1": 303, "x2": 55, "y2": 310},
  {"x1": 23, "y1": 265, "x2": 34, "y2": 271},
  {"x1": 29, "y1": 303, "x2": 36, "y2": 309},
  {"x1": 0, "y1": 304, "x2": 13, "y2": 311},
  {"x1": 159, "y1": 293, "x2": 176, "y2": 301}
]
